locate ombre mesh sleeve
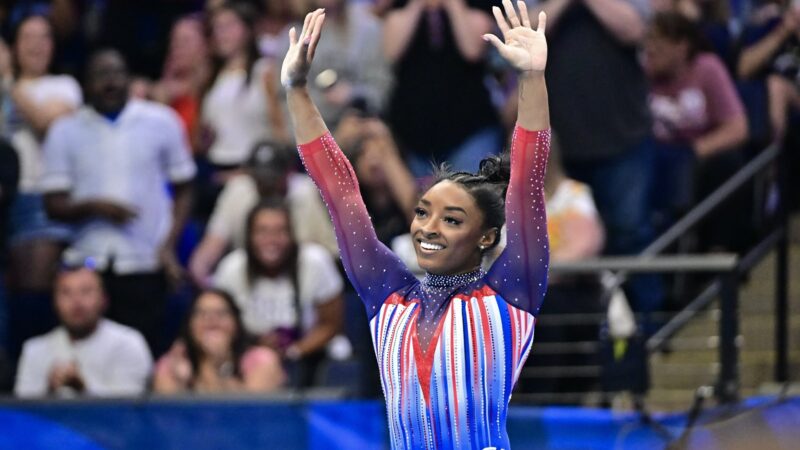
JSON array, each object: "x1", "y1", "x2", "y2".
[
  {"x1": 485, "y1": 125, "x2": 551, "y2": 316},
  {"x1": 298, "y1": 133, "x2": 416, "y2": 319}
]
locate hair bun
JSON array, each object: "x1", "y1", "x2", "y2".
[{"x1": 478, "y1": 153, "x2": 511, "y2": 184}]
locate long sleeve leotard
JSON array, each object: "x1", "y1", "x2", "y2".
[{"x1": 298, "y1": 124, "x2": 550, "y2": 450}]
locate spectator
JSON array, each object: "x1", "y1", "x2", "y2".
[
  {"x1": 301, "y1": 0, "x2": 391, "y2": 127},
  {"x1": 483, "y1": 135, "x2": 605, "y2": 266},
  {"x1": 738, "y1": 0, "x2": 800, "y2": 142},
  {"x1": 0, "y1": 1, "x2": 78, "y2": 42},
  {"x1": 195, "y1": 1, "x2": 289, "y2": 220},
  {"x1": 201, "y1": 1, "x2": 289, "y2": 169},
  {"x1": 132, "y1": 14, "x2": 212, "y2": 145},
  {"x1": 41, "y1": 49, "x2": 196, "y2": 355},
  {"x1": 536, "y1": 0, "x2": 662, "y2": 318},
  {"x1": 153, "y1": 288, "x2": 285, "y2": 394},
  {"x1": 189, "y1": 141, "x2": 336, "y2": 287},
  {"x1": 384, "y1": 0, "x2": 502, "y2": 175},
  {"x1": 1, "y1": 1, "x2": 83, "y2": 75},
  {"x1": 334, "y1": 111, "x2": 417, "y2": 245},
  {"x1": 652, "y1": 0, "x2": 735, "y2": 68},
  {"x1": 644, "y1": 12, "x2": 748, "y2": 231},
  {"x1": 14, "y1": 264, "x2": 152, "y2": 398},
  {"x1": 212, "y1": 200, "x2": 344, "y2": 386},
  {"x1": 543, "y1": 135, "x2": 605, "y2": 264},
  {"x1": 255, "y1": 0, "x2": 308, "y2": 59},
  {"x1": 89, "y1": 1, "x2": 199, "y2": 79},
  {"x1": 2, "y1": 15, "x2": 82, "y2": 358}
]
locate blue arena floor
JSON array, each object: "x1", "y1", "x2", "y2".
[{"x1": 1, "y1": 395, "x2": 798, "y2": 449}]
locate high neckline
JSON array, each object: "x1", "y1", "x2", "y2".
[{"x1": 422, "y1": 268, "x2": 485, "y2": 292}]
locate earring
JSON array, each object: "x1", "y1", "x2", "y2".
[{"x1": 479, "y1": 245, "x2": 487, "y2": 250}]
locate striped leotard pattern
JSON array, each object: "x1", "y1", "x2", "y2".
[
  {"x1": 299, "y1": 125, "x2": 549, "y2": 449},
  {"x1": 374, "y1": 284, "x2": 536, "y2": 449}
]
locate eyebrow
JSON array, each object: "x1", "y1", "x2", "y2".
[
  {"x1": 444, "y1": 206, "x2": 468, "y2": 215},
  {"x1": 418, "y1": 199, "x2": 468, "y2": 215}
]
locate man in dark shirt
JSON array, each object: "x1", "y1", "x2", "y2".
[
  {"x1": 385, "y1": 0, "x2": 502, "y2": 175},
  {"x1": 536, "y1": 0, "x2": 662, "y2": 316}
]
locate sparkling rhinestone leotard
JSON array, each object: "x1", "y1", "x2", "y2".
[{"x1": 298, "y1": 125, "x2": 550, "y2": 450}]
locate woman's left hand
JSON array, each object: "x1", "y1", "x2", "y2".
[{"x1": 483, "y1": 1, "x2": 547, "y2": 74}]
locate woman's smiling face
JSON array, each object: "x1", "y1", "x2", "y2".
[{"x1": 410, "y1": 180, "x2": 496, "y2": 276}]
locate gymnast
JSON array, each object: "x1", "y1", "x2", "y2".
[{"x1": 282, "y1": 1, "x2": 550, "y2": 447}]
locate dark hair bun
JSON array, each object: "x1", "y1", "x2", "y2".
[{"x1": 478, "y1": 153, "x2": 511, "y2": 184}]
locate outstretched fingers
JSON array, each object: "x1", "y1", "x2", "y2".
[
  {"x1": 307, "y1": 12, "x2": 326, "y2": 61},
  {"x1": 502, "y1": 0, "x2": 521, "y2": 28},
  {"x1": 492, "y1": 6, "x2": 510, "y2": 40},
  {"x1": 536, "y1": 11, "x2": 546, "y2": 35},
  {"x1": 494, "y1": 1, "x2": 536, "y2": 37},
  {"x1": 300, "y1": 9, "x2": 324, "y2": 42},
  {"x1": 517, "y1": 1, "x2": 531, "y2": 28},
  {"x1": 299, "y1": 11, "x2": 313, "y2": 43}
]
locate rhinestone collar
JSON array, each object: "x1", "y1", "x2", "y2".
[{"x1": 422, "y1": 268, "x2": 485, "y2": 292}]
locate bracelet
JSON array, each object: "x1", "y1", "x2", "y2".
[{"x1": 282, "y1": 77, "x2": 307, "y2": 90}]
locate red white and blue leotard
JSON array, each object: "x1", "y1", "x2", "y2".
[{"x1": 298, "y1": 125, "x2": 550, "y2": 450}]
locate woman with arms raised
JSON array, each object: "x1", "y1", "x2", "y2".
[{"x1": 282, "y1": 2, "x2": 550, "y2": 447}]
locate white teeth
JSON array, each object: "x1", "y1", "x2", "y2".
[{"x1": 420, "y1": 242, "x2": 444, "y2": 251}]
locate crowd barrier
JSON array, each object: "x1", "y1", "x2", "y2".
[{"x1": 2, "y1": 395, "x2": 798, "y2": 449}]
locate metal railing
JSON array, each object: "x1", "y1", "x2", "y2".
[{"x1": 545, "y1": 141, "x2": 790, "y2": 404}]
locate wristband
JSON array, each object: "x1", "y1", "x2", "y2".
[{"x1": 282, "y1": 77, "x2": 308, "y2": 90}]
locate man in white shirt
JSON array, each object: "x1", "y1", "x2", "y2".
[
  {"x1": 40, "y1": 49, "x2": 196, "y2": 354},
  {"x1": 14, "y1": 264, "x2": 152, "y2": 397}
]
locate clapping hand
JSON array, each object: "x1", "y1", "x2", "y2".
[
  {"x1": 280, "y1": 8, "x2": 326, "y2": 89},
  {"x1": 48, "y1": 362, "x2": 86, "y2": 394},
  {"x1": 165, "y1": 341, "x2": 193, "y2": 386},
  {"x1": 483, "y1": 1, "x2": 547, "y2": 74}
]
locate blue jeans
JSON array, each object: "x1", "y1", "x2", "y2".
[
  {"x1": 566, "y1": 137, "x2": 656, "y2": 256},
  {"x1": 405, "y1": 127, "x2": 504, "y2": 178},
  {"x1": 565, "y1": 136, "x2": 664, "y2": 318},
  {"x1": 7, "y1": 192, "x2": 72, "y2": 245},
  {"x1": 651, "y1": 142, "x2": 697, "y2": 234}
]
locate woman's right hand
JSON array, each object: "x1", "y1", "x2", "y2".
[
  {"x1": 167, "y1": 341, "x2": 193, "y2": 385},
  {"x1": 280, "y1": 8, "x2": 326, "y2": 89},
  {"x1": 483, "y1": 1, "x2": 547, "y2": 74},
  {"x1": 154, "y1": 340, "x2": 193, "y2": 393}
]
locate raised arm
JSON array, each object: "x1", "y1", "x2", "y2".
[
  {"x1": 738, "y1": 11, "x2": 799, "y2": 80},
  {"x1": 444, "y1": 0, "x2": 494, "y2": 62},
  {"x1": 282, "y1": 9, "x2": 415, "y2": 316},
  {"x1": 582, "y1": 0, "x2": 648, "y2": 46},
  {"x1": 483, "y1": 2, "x2": 550, "y2": 315},
  {"x1": 383, "y1": 0, "x2": 426, "y2": 63}
]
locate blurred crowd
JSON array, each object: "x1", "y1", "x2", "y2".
[{"x1": 0, "y1": 0, "x2": 797, "y2": 399}]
